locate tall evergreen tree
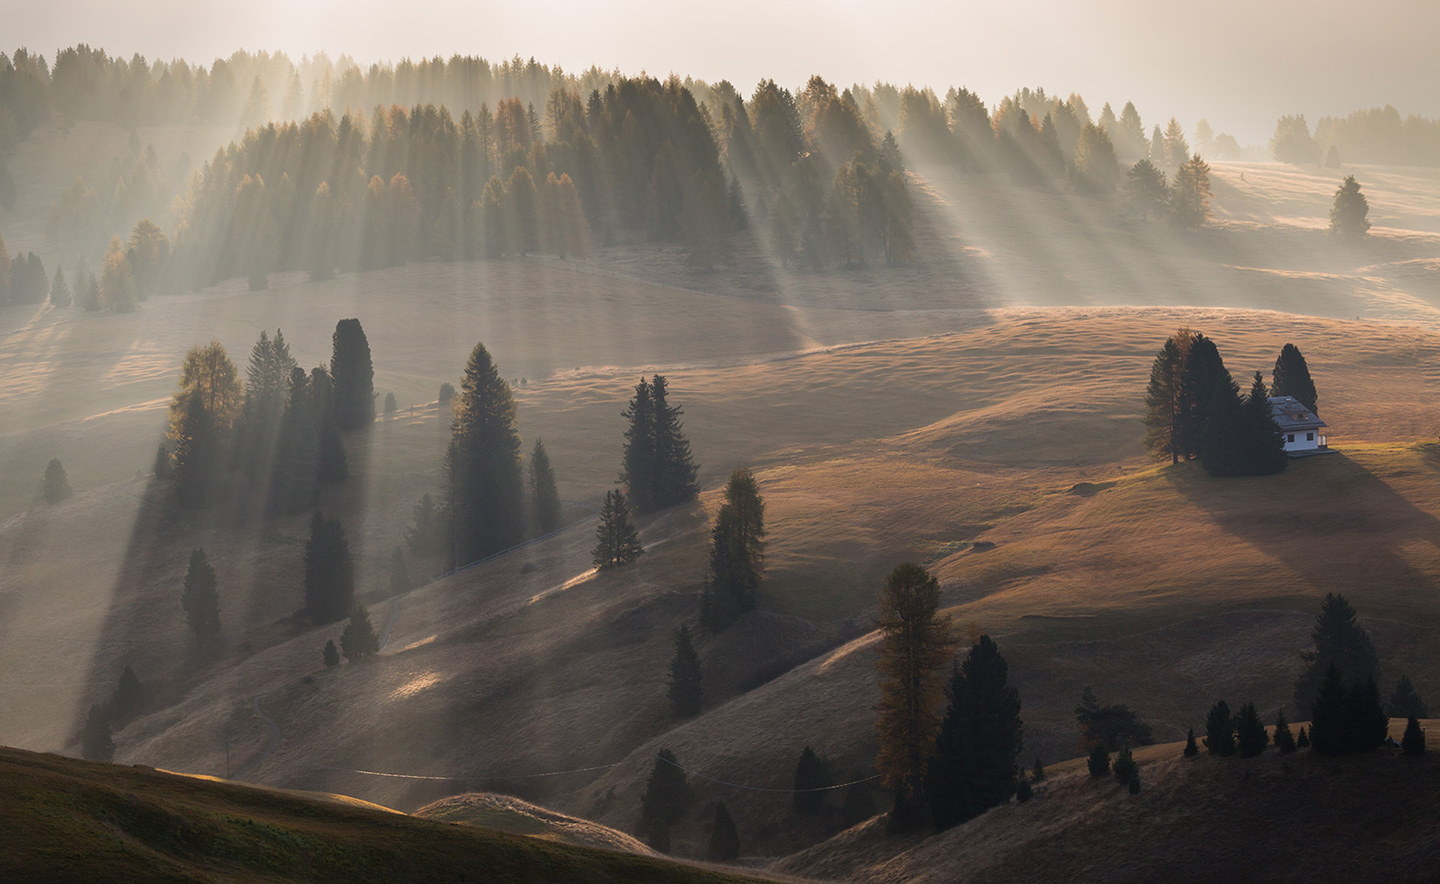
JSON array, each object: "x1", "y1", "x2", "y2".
[
  {"x1": 707, "y1": 802, "x2": 740, "y2": 862},
  {"x1": 793, "y1": 747, "x2": 828, "y2": 814},
  {"x1": 340, "y1": 603, "x2": 380, "y2": 662},
  {"x1": 1235, "y1": 701, "x2": 1269, "y2": 757},
  {"x1": 1329, "y1": 175, "x2": 1371, "y2": 238},
  {"x1": 1183, "y1": 728, "x2": 1199, "y2": 757},
  {"x1": 1275, "y1": 711, "x2": 1297, "y2": 753},
  {"x1": 110, "y1": 666, "x2": 144, "y2": 724},
  {"x1": 445, "y1": 341, "x2": 525, "y2": 563},
  {"x1": 700, "y1": 468, "x2": 766, "y2": 630},
  {"x1": 1198, "y1": 371, "x2": 1247, "y2": 477},
  {"x1": 1204, "y1": 700, "x2": 1236, "y2": 756},
  {"x1": 666, "y1": 624, "x2": 704, "y2": 718},
  {"x1": 1126, "y1": 159, "x2": 1169, "y2": 220},
  {"x1": 874, "y1": 562, "x2": 953, "y2": 831},
  {"x1": 42, "y1": 458, "x2": 71, "y2": 503},
  {"x1": 640, "y1": 749, "x2": 693, "y2": 832},
  {"x1": 592, "y1": 489, "x2": 643, "y2": 569},
  {"x1": 181, "y1": 548, "x2": 221, "y2": 639},
  {"x1": 1341, "y1": 676, "x2": 1388, "y2": 753},
  {"x1": 269, "y1": 368, "x2": 319, "y2": 514},
  {"x1": 172, "y1": 390, "x2": 220, "y2": 508},
  {"x1": 330, "y1": 318, "x2": 376, "y2": 430},
  {"x1": 304, "y1": 511, "x2": 355, "y2": 623},
  {"x1": 1308, "y1": 664, "x2": 1348, "y2": 755},
  {"x1": 926, "y1": 635, "x2": 1024, "y2": 830},
  {"x1": 323, "y1": 639, "x2": 340, "y2": 668},
  {"x1": 1271, "y1": 343, "x2": 1319, "y2": 413},
  {"x1": 1169, "y1": 154, "x2": 1212, "y2": 229},
  {"x1": 1388, "y1": 675, "x2": 1429, "y2": 719},
  {"x1": 1112, "y1": 746, "x2": 1138, "y2": 786},
  {"x1": 650, "y1": 375, "x2": 700, "y2": 509},
  {"x1": 1143, "y1": 333, "x2": 1187, "y2": 464},
  {"x1": 80, "y1": 703, "x2": 115, "y2": 761},
  {"x1": 1295, "y1": 593, "x2": 1378, "y2": 714},
  {"x1": 1176, "y1": 333, "x2": 1227, "y2": 459},
  {"x1": 1402, "y1": 716, "x2": 1426, "y2": 756},
  {"x1": 528, "y1": 439, "x2": 563, "y2": 535},
  {"x1": 1240, "y1": 371, "x2": 1288, "y2": 476},
  {"x1": 234, "y1": 329, "x2": 296, "y2": 479},
  {"x1": 620, "y1": 378, "x2": 657, "y2": 512},
  {"x1": 48, "y1": 266, "x2": 71, "y2": 307}
]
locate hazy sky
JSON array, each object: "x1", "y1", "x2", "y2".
[{"x1": 7, "y1": 0, "x2": 1439, "y2": 142}]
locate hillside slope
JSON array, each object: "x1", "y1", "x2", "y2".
[{"x1": 0, "y1": 746, "x2": 770, "y2": 884}]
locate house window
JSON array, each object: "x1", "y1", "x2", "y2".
[
  {"x1": 1287, "y1": 434, "x2": 1295, "y2": 443},
  {"x1": 1306, "y1": 432, "x2": 1314, "y2": 441}
]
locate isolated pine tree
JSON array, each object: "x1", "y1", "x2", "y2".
[
  {"x1": 1309, "y1": 665, "x2": 1347, "y2": 755},
  {"x1": 1296, "y1": 593, "x2": 1378, "y2": 714},
  {"x1": 1183, "y1": 728, "x2": 1199, "y2": 757},
  {"x1": 80, "y1": 703, "x2": 115, "y2": 761},
  {"x1": 1275, "y1": 711, "x2": 1297, "y2": 754},
  {"x1": 1235, "y1": 701, "x2": 1270, "y2": 757},
  {"x1": 793, "y1": 747, "x2": 828, "y2": 814},
  {"x1": 330, "y1": 318, "x2": 376, "y2": 429},
  {"x1": 651, "y1": 376, "x2": 700, "y2": 508},
  {"x1": 323, "y1": 639, "x2": 340, "y2": 668},
  {"x1": 340, "y1": 603, "x2": 380, "y2": 662},
  {"x1": 1297, "y1": 726, "x2": 1310, "y2": 750},
  {"x1": 1329, "y1": 175, "x2": 1370, "y2": 238},
  {"x1": 1087, "y1": 744, "x2": 1110, "y2": 777},
  {"x1": 620, "y1": 378, "x2": 657, "y2": 512},
  {"x1": 1143, "y1": 332, "x2": 1188, "y2": 464},
  {"x1": 708, "y1": 802, "x2": 740, "y2": 861},
  {"x1": 1388, "y1": 675, "x2": 1429, "y2": 719},
  {"x1": 42, "y1": 458, "x2": 71, "y2": 503},
  {"x1": 528, "y1": 439, "x2": 563, "y2": 535},
  {"x1": 445, "y1": 341, "x2": 524, "y2": 563},
  {"x1": 653, "y1": 622, "x2": 701, "y2": 716},
  {"x1": 304, "y1": 511, "x2": 355, "y2": 623},
  {"x1": 640, "y1": 749, "x2": 693, "y2": 831},
  {"x1": 1204, "y1": 701, "x2": 1236, "y2": 756},
  {"x1": 111, "y1": 666, "x2": 143, "y2": 723},
  {"x1": 927, "y1": 635, "x2": 1024, "y2": 830},
  {"x1": 1271, "y1": 344, "x2": 1319, "y2": 413},
  {"x1": 1402, "y1": 716, "x2": 1426, "y2": 756},
  {"x1": 181, "y1": 548, "x2": 221, "y2": 639},
  {"x1": 1112, "y1": 746, "x2": 1138, "y2": 785},
  {"x1": 593, "y1": 489, "x2": 643, "y2": 569},
  {"x1": 701, "y1": 468, "x2": 766, "y2": 631}
]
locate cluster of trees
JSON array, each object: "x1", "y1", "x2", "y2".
[
  {"x1": 78, "y1": 666, "x2": 146, "y2": 762},
  {"x1": 160, "y1": 320, "x2": 365, "y2": 511},
  {"x1": 1075, "y1": 687, "x2": 1154, "y2": 751},
  {"x1": 0, "y1": 235, "x2": 51, "y2": 310},
  {"x1": 1272, "y1": 108, "x2": 1440, "y2": 167},
  {"x1": 1123, "y1": 154, "x2": 1213, "y2": 228},
  {"x1": 873, "y1": 563, "x2": 1024, "y2": 832},
  {"x1": 620, "y1": 375, "x2": 699, "y2": 514},
  {"x1": 700, "y1": 468, "x2": 765, "y2": 631},
  {"x1": 1144, "y1": 330, "x2": 1307, "y2": 476}
]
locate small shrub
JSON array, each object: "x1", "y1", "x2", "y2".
[
  {"x1": 1113, "y1": 747, "x2": 1138, "y2": 785},
  {"x1": 323, "y1": 639, "x2": 340, "y2": 668},
  {"x1": 383, "y1": 392, "x2": 398, "y2": 415}
]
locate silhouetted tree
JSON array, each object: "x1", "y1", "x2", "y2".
[
  {"x1": 1329, "y1": 175, "x2": 1371, "y2": 238},
  {"x1": 438, "y1": 382, "x2": 455, "y2": 406},
  {"x1": 592, "y1": 489, "x2": 643, "y2": 569},
  {"x1": 234, "y1": 329, "x2": 296, "y2": 480},
  {"x1": 1075, "y1": 687, "x2": 1155, "y2": 750},
  {"x1": 1112, "y1": 746, "x2": 1138, "y2": 786},
  {"x1": 793, "y1": 747, "x2": 828, "y2": 814},
  {"x1": 927, "y1": 635, "x2": 1024, "y2": 830},
  {"x1": 528, "y1": 439, "x2": 562, "y2": 535},
  {"x1": 641, "y1": 749, "x2": 693, "y2": 832},
  {"x1": 48, "y1": 266, "x2": 71, "y2": 308},
  {"x1": 1144, "y1": 330, "x2": 1194, "y2": 463},
  {"x1": 1198, "y1": 372, "x2": 1246, "y2": 477},
  {"x1": 153, "y1": 443, "x2": 172, "y2": 479},
  {"x1": 666, "y1": 624, "x2": 704, "y2": 719},
  {"x1": 1341, "y1": 676, "x2": 1388, "y2": 753},
  {"x1": 383, "y1": 392, "x2": 397, "y2": 417},
  {"x1": 1240, "y1": 371, "x2": 1288, "y2": 475},
  {"x1": 1169, "y1": 154, "x2": 1212, "y2": 229},
  {"x1": 620, "y1": 378, "x2": 657, "y2": 512},
  {"x1": 1402, "y1": 716, "x2": 1426, "y2": 756},
  {"x1": 701, "y1": 468, "x2": 766, "y2": 630},
  {"x1": 708, "y1": 802, "x2": 740, "y2": 861},
  {"x1": 1388, "y1": 675, "x2": 1429, "y2": 719},
  {"x1": 323, "y1": 639, "x2": 340, "y2": 668},
  {"x1": 330, "y1": 319, "x2": 375, "y2": 430},
  {"x1": 172, "y1": 390, "x2": 220, "y2": 508},
  {"x1": 1308, "y1": 664, "x2": 1348, "y2": 755},
  {"x1": 650, "y1": 376, "x2": 700, "y2": 509},
  {"x1": 1271, "y1": 343, "x2": 1319, "y2": 413},
  {"x1": 304, "y1": 511, "x2": 355, "y2": 623},
  {"x1": 181, "y1": 548, "x2": 221, "y2": 639},
  {"x1": 1295, "y1": 593, "x2": 1378, "y2": 714},
  {"x1": 875, "y1": 562, "x2": 953, "y2": 831},
  {"x1": 1235, "y1": 701, "x2": 1269, "y2": 757},
  {"x1": 80, "y1": 703, "x2": 115, "y2": 761},
  {"x1": 340, "y1": 603, "x2": 380, "y2": 662},
  {"x1": 1183, "y1": 728, "x2": 1199, "y2": 757},
  {"x1": 111, "y1": 666, "x2": 143, "y2": 723},
  {"x1": 1204, "y1": 700, "x2": 1236, "y2": 756},
  {"x1": 1275, "y1": 711, "x2": 1297, "y2": 753},
  {"x1": 445, "y1": 341, "x2": 524, "y2": 562},
  {"x1": 1087, "y1": 744, "x2": 1110, "y2": 777},
  {"x1": 1126, "y1": 159, "x2": 1167, "y2": 220},
  {"x1": 41, "y1": 458, "x2": 71, "y2": 503},
  {"x1": 1296, "y1": 726, "x2": 1310, "y2": 749}
]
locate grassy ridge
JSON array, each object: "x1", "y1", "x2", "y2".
[{"x1": 0, "y1": 747, "x2": 768, "y2": 883}]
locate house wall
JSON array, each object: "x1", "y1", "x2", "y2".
[{"x1": 1281, "y1": 428, "x2": 1323, "y2": 452}]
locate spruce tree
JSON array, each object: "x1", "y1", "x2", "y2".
[
  {"x1": 49, "y1": 266, "x2": 71, "y2": 307},
  {"x1": 80, "y1": 703, "x2": 115, "y2": 761},
  {"x1": 234, "y1": 329, "x2": 296, "y2": 480},
  {"x1": 1112, "y1": 746, "x2": 1138, "y2": 785},
  {"x1": 172, "y1": 390, "x2": 219, "y2": 508},
  {"x1": 445, "y1": 341, "x2": 524, "y2": 563},
  {"x1": 1271, "y1": 343, "x2": 1318, "y2": 413},
  {"x1": 665, "y1": 624, "x2": 705, "y2": 718},
  {"x1": 700, "y1": 468, "x2": 766, "y2": 631},
  {"x1": 1241, "y1": 372, "x2": 1287, "y2": 475},
  {"x1": 1143, "y1": 333, "x2": 1187, "y2": 464},
  {"x1": 1170, "y1": 154, "x2": 1212, "y2": 229},
  {"x1": 528, "y1": 439, "x2": 563, "y2": 535},
  {"x1": 926, "y1": 635, "x2": 1024, "y2": 830},
  {"x1": 1087, "y1": 744, "x2": 1110, "y2": 777},
  {"x1": 620, "y1": 378, "x2": 658, "y2": 512},
  {"x1": 592, "y1": 489, "x2": 644, "y2": 568},
  {"x1": 340, "y1": 603, "x2": 380, "y2": 662},
  {"x1": 1198, "y1": 373, "x2": 1246, "y2": 477},
  {"x1": 1329, "y1": 175, "x2": 1370, "y2": 238},
  {"x1": 304, "y1": 511, "x2": 355, "y2": 623},
  {"x1": 438, "y1": 382, "x2": 455, "y2": 406},
  {"x1": 1275, "y1": 711, "x2": 1297, "y2": 754},
  {"x1": 1342, "y1": 676, "x2": 1388, "y2": 753},
  {"x1": 42, "y1": 458, "x2": 71, "y2": 503},
  {"x1": 1183, "y1": 728, "x2": 1199, "y2": 757},
  {"x1": 1204, "y1": 700, "x2": 1236, "y2": 756},
  {"x1": 707, "y1": 802, "x2": 740, "y2": 862},
  {"x1": 330, "y1": 318, "x2": 376, "y2": 429},
  {"x1": 323, "y1": 639, "x2": 340, "y2": 668},
  {"x1": 269, "y1": 369, "x2": 319, "y2": 513},
  {"x1": 1309, "y1": 664, "x2": 1347, "y2": 755},
  {"x1": 793, "y1": 747, "x2": 828, "y2": 814},
  {"x1": 111, "y1": 666, "x2": 143, "y2": 722},
  {"x1": 640, "y1": 749, "x2": 693, "y2": 831},
  {"x1": 874, "y1": 563, "x2": 953, "y2": 830},
  {"x1": 1387, "y1": 675, "x2": 1429, "y2": 719},
  {"x1": 1402, "y1": 716, "x2": 1426, "y2": 756},
  {"x1": 181, "y1": 548, "x2": 221, "y2": 639},
  {"x1": 1296, "y1": 726, "x2": 1310, "y2": 749},
  {"x1": 1235, "y1": 701, "x2": 1269, "y2": 757},
  {"x1": 1176, "y1": 333, "x2": 1227, "y2": 460},
  {"x1": 1296, "y1": 593, "x2": 1378, "y2": 714},
  {"x1": 651, "y1": 376, "x2": 700, "y2": 508}
]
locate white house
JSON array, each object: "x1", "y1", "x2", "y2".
[{"x1": 1268, "y1": 396, "x2": 1328, "y2": 455}]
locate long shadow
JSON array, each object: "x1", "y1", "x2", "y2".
[{"x1": 1165, "y1": 451, "x2": 1440, "y2": 609}]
